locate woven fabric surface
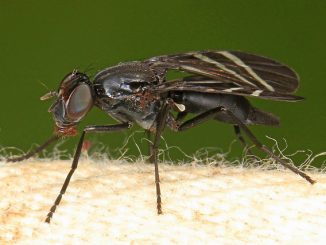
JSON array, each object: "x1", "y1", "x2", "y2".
[{"x1": 1, "y1": 160, "x2": 325, "y2": 244}]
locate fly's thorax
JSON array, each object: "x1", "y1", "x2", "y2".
[
  {"x1": 94, "y1": 92, "x2": 161, "y2": 130},
  {"x1": 93, "y1": 62, "x2": 158, "y2": 106},
  {"x1": 93, "y1": 62, "x2": 161, "y2": 130}
]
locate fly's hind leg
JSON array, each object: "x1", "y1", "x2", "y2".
[
  {"x1": 223, "y1": 110, "x2": 315, "y2": 184},
  {"x1": 168, "y1": 106, "x2": 315, "y2": 184},
  {"x1": 234, "y1": 125, "x2": 254, "y2": 155}
]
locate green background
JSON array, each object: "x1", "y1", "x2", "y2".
[{"x1": 1, "y1": 1, "x2": 325, "y2": 166}]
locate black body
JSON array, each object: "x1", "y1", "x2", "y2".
[
  {"x1": 6, "y1": 50, "x2": 315, "y2": 223},
  {"x1": 92, "y1": 58, "x2": 283, "y2": 132},
  {"x1": 171, "y1": 91, "x2": 279, "y2": 126},
  {"x1": 93, "y1": 62, "x2": 161, "y2": 131}
]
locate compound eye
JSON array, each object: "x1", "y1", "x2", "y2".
[{"x1": 66, "y1": 84, "x2": 93, "y2": 121}]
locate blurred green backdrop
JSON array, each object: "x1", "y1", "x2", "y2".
[{"x1": 1, "y1": 1, "x2": 325, "y2": 166}]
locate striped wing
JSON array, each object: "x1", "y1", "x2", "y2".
[
  {"x1": 147, "y1": 51, "x2": 301, "y2": 100},
  {"x1": 153, "y1": 75, "x2": 303, "y2": 101}
]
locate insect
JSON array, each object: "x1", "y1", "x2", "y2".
[{"x1": 7, "y1": 50, "x2": 316, "y2": 223}]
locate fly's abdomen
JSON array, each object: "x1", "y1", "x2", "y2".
[{"x1": 171, "y1": 91, "x2": 279, "y2": 126}]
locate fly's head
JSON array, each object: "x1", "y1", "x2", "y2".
[{"x1": 41, "y1": 70, "x2": 94, "y2": 136}]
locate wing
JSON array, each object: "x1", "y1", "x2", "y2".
[
  {"x1": 153, "y1": 75, "x2": 303, "y2": 101},
  {"x1": 146, "y1": 50, "x2": 301, "y2": 99}
]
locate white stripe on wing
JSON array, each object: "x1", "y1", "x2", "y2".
[{"x1": 218, "y1": 51, "x2": 274, "y2": 92}]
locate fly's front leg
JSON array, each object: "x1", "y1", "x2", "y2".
[
  {"x1": 45, "y1": 122, "x2": 132, "y2": 223},
  {"x1": 6, "y1": 135, "x2": 60, "y2": 162}
]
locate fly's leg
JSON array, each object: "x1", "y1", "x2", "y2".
[
  {"x1": 146, "y1": 110, "x2": 188, "y2": 163},
  {"x1": 169, "y1": 106, "x2": 315, "y2": 184},
  {"x1": 150, "y1": 99, "x2": 173, "y2": 214},
  {"x1": 6, "y1": 135, "x2": 60, "y2": 162},
  {"x1": 176, "y1": 111, "x2": 188, "y2": 123},
  {"x1": 177, "y1": 107, "x2": 223, "y2": 131},
  {"x1": 234, "y1": 125, "x2": 254, "y2": 155},
  {"x1": 45, "y1": 122, "x2": 132, "y2": 223},
  {"x1": 223, "y1": 110, "x2": 316, "y2": 184}
]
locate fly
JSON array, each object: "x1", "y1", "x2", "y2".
[{"x1": 7, "y1": 50, "x2": 316, "y2": 223}]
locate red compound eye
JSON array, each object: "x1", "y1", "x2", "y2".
[{"x1": 66, "y1": 84, "x2": 93, "y2": 121}]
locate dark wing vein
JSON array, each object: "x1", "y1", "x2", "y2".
[
  {"x1": 152, "y1": 75, "x2": 303, "y2": 102},
  {"x1": 147, "y1": 50, "x2": 300, "y2": 94}
]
